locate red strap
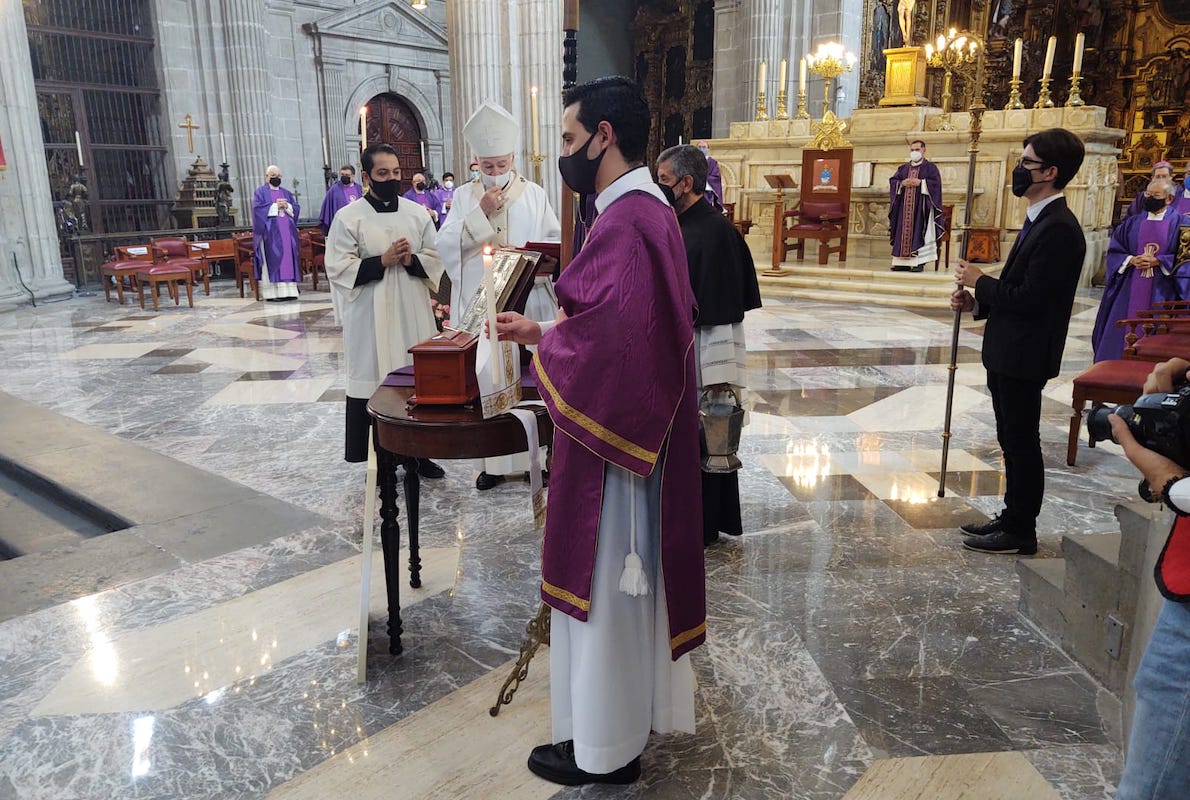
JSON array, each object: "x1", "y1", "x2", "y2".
[{"x1": 1156, "y1": 514, "x2": 1190, "y2": 602}]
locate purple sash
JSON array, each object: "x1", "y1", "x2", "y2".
[{"x1": 1127, "y1": 213, "x2": 1179, "y2": 317}]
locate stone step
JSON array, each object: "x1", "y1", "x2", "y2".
[
  {"x1": 774, "y1": 276, "x2": 954, "y2": 298},
  {"x1": 1017, "y1": 557, "x2": 1067, "y2": 643},
  {"x1": 1062, "y1": 532, "x2": 1122, "y2": 612}
]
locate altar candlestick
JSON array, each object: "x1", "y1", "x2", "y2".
[
  {"x1": 758, "y1": 60, "x2": 766, "y2": 91},
  {"x1": 779, "y1": 58, "x2": 787, "y2": 92},
  {"x1": 1072, "y1": 32, "x2": 1085, "y2": 74},
  {"x1": 420, "y1": 139, "x2": 427, "y2": 167},
  {"x1": 359, "y1": 107, "x2": 368, "y2": 151},
  {"x1": 1012, "y1": 38, "x2": 1022, "y2": 78},
  {"x1": 530, "y1": 86, "x2": 540, "y2": 154},
  {"x1": 1042, "y1": 36, "x2": 1056, "y2": 78},
  {"x1": 222, "y1": 132, "x2": 228, "y2": 164},
  {"x1": 75, "y1": 131, "x2": 83, "y2": 166},
  {"x1": 482, "y1": 246, "x2": 501, "y2": 368},
  {"x1": 799, "y1": 57, "x2": 806, "y2": 95}
]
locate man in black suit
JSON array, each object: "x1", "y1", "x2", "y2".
[{"x1": 951, "y1": 128, "x2": 1087, "y2": 555}]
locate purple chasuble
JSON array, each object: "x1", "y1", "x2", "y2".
[
  {"x1": 888, "y1": 160, "x2": 944, "y2": 258},
  {"x1": 251, "y1": 184, "x2": 300, "y2": 283},
  {"x1": 1092, "y1": 210, "x2": 1182, "y2": 361},
  {"x1": 705, "y1": 156, "x2": 724, "y2": 209},
  {"x1": 532, "y1": 189, "x2": 706, "y2": 660},
  {"x1": 318, "y1": 182, "x2": 362, "y2": 234}
]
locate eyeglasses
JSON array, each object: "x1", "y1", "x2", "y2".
[{"x1": 1017, "y1": 157, "x2": 1048, "y2": 170}]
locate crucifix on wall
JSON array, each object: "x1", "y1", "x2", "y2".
[{"x1": 178, "y1": 114, "x2": 200, "y2": 154}]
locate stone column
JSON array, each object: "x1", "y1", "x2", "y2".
[
  {"x1": 747, "y1": 0, "x2": 787, "y2": 119},
  {"x1": 712, "y1": 0, "x2": 743, "y2": 135},
  {"x1": 323, "y1": 60, "x2": 349, "y2": 169},
  {"x1": 517, "y1": 0, "x2": 561, "y2": 204},
  {"x1": 0, "y1": 2, "x2": 73, "y2": 309},
  {"x1": 445, "y1": 0, "x2": 512, "y2": 168},
  {"x1": 219, "y1": 0, "x2": 274, "y2": 213}
]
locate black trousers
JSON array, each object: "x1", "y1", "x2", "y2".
[
  {"x1": 702, "y1": 471, "x2": 743, "y2": 545},
  {"x1": 345, "y1": 396, "x2": 371, "y2": 462},
  {"x1": 986, "y1": 370, "x2": 1046, "y2": 537}
]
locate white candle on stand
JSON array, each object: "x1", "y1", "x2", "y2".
[
  {"x1": 758, "y1": 60, "x2": 766, "y2": 92},
  {"x1": 779, "y1": 58, "x2": 787, "y2": 93},
  {"x1": 222, "y1": 132, "x2": 228, "y2": 163},
  {"x1": 799, "y1": 57, "x2": 806, "y2": 95},
  {"x1": 74, "y1": 131, "x2": 83, "y2": 166},
  {"x1": 420, "y1": 139, "x2": 427, "y2": 168},
  {"x1": 1042, "y1": 36, "x2": 1056, "y2": 78},
  {"x1": 359, "y1": 107, "x2": 368, "y2": 151},
  {"x1": 482, "y1": 245, "x2": 501, "y2": 370},
  {"x1": 1012, "y1": 38, "x2": 1022, "y2": 79},
  {"x1": 320, "y1": 136, "x2": 328, "y2": 165},
  {"x1": 1072, "y1": 32, "x2": 1085, "y2": 74},
  {"x1": 530, "y1": 86, "x2": 540, "y2": 155}
]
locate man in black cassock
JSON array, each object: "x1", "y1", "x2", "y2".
[{"x1": 657, "y1": 144, "x2": 762, "y2": 546}]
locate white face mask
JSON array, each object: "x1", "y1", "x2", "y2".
[
  {"x1": 909, "y1": 150, "x2": 923, "y2": 163},
  {"x1": 443, "y1": 180, "x2": 454, "y2": 189},
  {"x1": 481, "y1": 171, "x2": 511, "y2": 189}
]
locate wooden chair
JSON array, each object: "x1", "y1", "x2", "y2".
[
  {"x1": 1119, "y1": 317, "x2": 1190, "y2": 362},
  {"x1": 934, "y1": 204, "x2": 954, "y2": 271},
  {"x1": 723, "y1": 203, "x2": 753, "y2": 236},
  {"x1": 298, "y1": 230, "x2": 328, "y2": 291},
  {"x1": 232, "y1": 232, "x2": 259, "y2": 300},
  {"x1": 150, "y1": 236, "x2": 209, "y2": 295},
  {"x1": 99, "y1": 260, "x2": 143, "y2": 305},
  {"x1": 136, "y1": 265, "x2": 193, "y2": 311},
  {"x1": 776, "y1": 199, "x2": 849, "y2": 265},
  {"x1": 1067, "y1": 359, "x2": 1153, "y2": 465}
]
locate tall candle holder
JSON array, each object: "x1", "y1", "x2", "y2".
[
  {"x1": 795, "y1": 88, "x2": 810, "y2": 119},
  {"x1": 1034, "y1": 75, "x2": 1054, "y2": 108},
  {"x1": 1004, "y1": 76, "x2": 1025, "y2": 110},
  {"x1": 1065, "y1": 73, "x2": 1085, "y2": 107},
  {"x1": 775, "y1": 88, "x2": 789, "y2": 120},
  {"x1": 804, "y1": 42, "x2": 856, "y2": 148},
  {"x1": 755, "y1": 89, "x2": 769, "y2": 122},
  {"x1": 528, "y1": 152, "x2": 545, "y2": 187},
  {"x1": 924, "y1": 28, "x2": 980, "y2": 132}
]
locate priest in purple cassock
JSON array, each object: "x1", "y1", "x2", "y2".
[
  {"x1": 496, "y1": 76, "x2": 705, "y2": 789},
  {"x1": 252, "y1": 165, "x2": 301, "y2": 301},
  {"x1": 697, "y1": 140, "x2": 724, "y2": 210},
  {"x1": 1124, "y1": 161, "x2": 1175, "y2": 218},
  {"x1": 402, "y1": 173, "x2": 442, "y2": 228},
  {"x1": 1178, "y1": 166, "x2": 1190, "y2": 216},
  {"x1": 1092, "y1": 178, "x2": 1187, "y2": 362},
  {"x1": 889, "y1": 139, "x2": 944, "y2": 272},
  {"x1": 318, "y1": 165, "x2": 363, "y2": 235}
]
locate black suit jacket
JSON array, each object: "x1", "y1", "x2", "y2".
[{"x1": 974, "y1": 196, "x2": 1085, "y2": 381}]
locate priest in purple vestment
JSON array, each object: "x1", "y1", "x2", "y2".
[
  {"x1": 697, "y1": 140, "x2": 724, "y2": 210},
  {"x1": 402, "y1": 173, "x2": 442, "y2": 228},
  {"x1": 1124, "y1": 161, "x2": 1175, "y2": 219},
  {"x1": 1178, "y1": 166, "x2": 1190, "y2": 217},
  {"x1": 317, "y1": 165, "x2": 363, "y2": 235},
  {"x1": 252, "y1": 165, "x2": 301, "y2": 301},
  {"x1": 496, "y1": 76, "x2": 705, "y2": 789},
  {"x1": 888, "y1": 139, "x2": 944, "y2": 272},
  {"x1": 432, "y1": 172, "x2": 455, "y2": 220},
  {"x1": 1093, "y1": 178, "x2": 1188, "y2": 361}
]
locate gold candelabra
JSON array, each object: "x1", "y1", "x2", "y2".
[
  {"x1": 1065, "y1": 73, "x2": 1085, "y2": 107},
  {"x1": 775, "y1": 88, "x2": 789, "y2": 120},
  {"x1": 1004, "y1": 76, "x2": 1025, "y2": 109},
  {"x1": 755, "y1": 89, "x2": 769, "y2": 121},
  {"x1": 804, "y1": 42, "x2": 856, "y2": 148},
  {"x1": 924, "y1": 28, "x2": 980, "y2": 132},
  {"x1": 795, "y1": 88, "x2": 810, "y2": 119},
  {"x1": 528, "y1": 152, "x2": 544, "y2": 186},
  {"x1": 1035, "y1": 75, "x2": 1054, "y2": 108}
]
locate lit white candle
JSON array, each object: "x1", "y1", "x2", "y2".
[
  {"x1": 678, "y1": 136, "x2": 683, "y2": 145},
  {"x1": 222, "y1": 132, "x2": 227, "y2": 163},
  {"x1": 359, "y1": 107, "x2": 368, "y2": 151},
  {"x1": 1042, "y1": 36, "x2": 1056, "y2": 78},
  {"x1": 1012, "y1": 38, "x2": 1022, "y2": 79},
  {"x1": 74, "y1": 131, "x2": 83, "y2": 166},
  {"x1": 420, "y1": 139, "x2": 427, "y2": 167},
  {"x1": 1072, "y1": 32, "x2": 1085, "y2": 75},
  {"x1": 482, "y1": 245, "x2": 501, "y2": 368},
  {"x1": 799, "y1": 57, "x2": 806, "y2": 95},
  {"x1": 758, "y1": 60, "x2": 766, "y2": 91},
  {"x1": 779, "y1": 58, "x2": 787, "y2": 92},
  {"x1": 530, "y1": 86, "x2": 540, "y2": 155},
  {"x1": 320, "y1": 136, "x2": 327, "y2": 165}
]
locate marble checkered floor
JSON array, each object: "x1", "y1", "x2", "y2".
[{"x1": 0, "y1": 281, "x2": 1133, "y2": 799}]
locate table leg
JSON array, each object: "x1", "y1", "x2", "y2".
[
  {"x1": 376, "y1": 447, "x2": 404, "y2": 655},
  {"x1": 402, "y1": 458, "x2": 422, "y2": 588}
]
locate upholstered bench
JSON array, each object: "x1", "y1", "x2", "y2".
[
  {"x1": 1068, "y1": 359, "x2": 1153, "y2": 466},
  {"x1": 99, "y1": 260, "x2": 143, "y2": 305},
  {"x1": 136, "y1": 265, "x2": 193, "y2": 311}
]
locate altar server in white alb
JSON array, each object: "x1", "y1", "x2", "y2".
[
  {"x1": 438, "y1": 101, "x2": 562, "y2": 491},
  {"x1": 325, "y1": 143, "x2": 447, "y2": 479}
]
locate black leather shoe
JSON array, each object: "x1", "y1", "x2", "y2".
[
  {"x1": 527, "y1": 741, "x2": 641, "y2": 786},
  {"x1": 416, "y1": 459, "x2": 445, "y2": 479},
  {"x1": 960, "y1": 513, "x2": 1005, "y2": 536},
  {"x1": 910, "y1": 265, "x2": 924, "y2": 273},
  {"x1": 962, "y1": 530, "x2": 1037, "y2": 555},
  {"x1": 476, "y1": 471, "x2": 506, "y2": 491}
]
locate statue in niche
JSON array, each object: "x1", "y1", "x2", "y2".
[
  {"x1": 215, "y1": 179, "x2": 234, "y2": 227},
  {"x1": 897, "y1": 0, "x2": 916, "y2": 46},
  {"x1": 67, "y1": 177, "x2": 90, "y2": 233},
  {"x1": 990, "y1": 0, "x2": 1013, "y2": 39}
]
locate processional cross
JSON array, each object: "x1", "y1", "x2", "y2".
[{"x1": 178, "y1": 114, "x2": 199, "y2": 154}]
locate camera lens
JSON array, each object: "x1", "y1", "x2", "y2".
[{"x1": 1087, "y1": 404, "x2": 1131, "y2": 444}]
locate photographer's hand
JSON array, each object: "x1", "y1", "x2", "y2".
[
  {"x1": 1108, "y1": 415, "x2": 1188, "y2": 490},
  {"x1": 1143, "y1": 358, "x2": 1190, "y2": 395}
]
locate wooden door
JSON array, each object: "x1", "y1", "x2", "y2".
[{"x1": 365, "y1": 93, "x2": 426, "y2": 192}]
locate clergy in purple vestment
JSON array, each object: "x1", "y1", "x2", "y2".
[
  {"x1": 496, "y1": 76, "x2": 704, "y2": 787},
  {"x1": 1092, "y1": 178, "x2": 1186, "y2": 362},
  {"x1": 402, "y1": 172, "x2": 442, "y2": 228},
  {"x1": 888, "y1": 139, "x2": 944, "y2": 272},
  {"x1": 252, "y1": 165, "x2": 301, "y2": 301},
  {"x1": 1177, "y1": 168, "x2": 1190, "y2": 217},
  {"x1": 432, "y1": 171, "x2": 455, "y2": 220},
  {"x1": 697, "y1": 141, "x2": 724, "y2": 210},
  {"x1": 1123, "y1": 161, "x2": 1175, "y2": 219},
  {"x1": 318, "y1": 165, "x2": 363, "y2": 235}
]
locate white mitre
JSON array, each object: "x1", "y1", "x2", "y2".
[{"x1": 463, "y1": 102, "x2": 520, "y2": 159}]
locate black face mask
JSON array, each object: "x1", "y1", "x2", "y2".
[
  {"x1": 1010, "y1": 164, "x2": 1041, "y2": 198},
  {"x1": 414, "y1": 182, "x2": 426, "y2": 192},
  {"x1": 369, "y1": 178, "x2": 399, "y2": 202},
  {"x1": 558, "y1": 131, "x2": 606, "y2": 195},
  {"x1": 340, "y1": 174, "x2": 352, "y2": 186},
  {"x1": 1143, "y1": 196, "x2": 1167, "y2": 213},
  {"x1": 657, "y1": 182, "x2": 676, "y2": 207},
  {"x1": 269, "y1": 176, "x2": 282, "y2": 187}
]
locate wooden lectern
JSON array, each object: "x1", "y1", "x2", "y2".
[{"x1": 763, "y1": 174, "x2": 797, "y2": 276}]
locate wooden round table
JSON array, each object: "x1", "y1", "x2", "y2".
[{"x1": 366, "y1": 384, "x2": 553, "y2": 654}]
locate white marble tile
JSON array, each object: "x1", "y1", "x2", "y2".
[
  {"x1": 200, "y1": 322, "x2": 302, "y2": 341},
  {"x1": 205, "y1": 378, "x2": 336, "y2": 406},
  {"x1": 900, "y1": 449, "x2": 995, "y2": 472},
  {"x1": 852, "y1": 471, "x2": 959, "y2": 500},
  {"x1": 59, "y1": 342, "x2": 167, "y2": 360},
  {"x1": 185, "y1": 347, "x2": 306, "y2": 373},
  {"x1": 848, "y1": 385, "x2": 987, "y2": 431},
  {"x1": 280, "y1": 337, "x2": 344, "y2": 354}
]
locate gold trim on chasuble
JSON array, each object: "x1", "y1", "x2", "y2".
[
  {"x1": 670, "y1": 621, "x2": 707, "y2": 651},
  {"x1": 542, "y1": 580, "x2": 591, "y2": 612}
]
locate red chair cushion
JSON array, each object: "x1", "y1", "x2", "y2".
[
  {"x1": 137, "y1": 265, "x2": 191, "y2": 277},
  {"x1": 800, "y1": 201, "x2": 846, "y2": 221},
  {"x1": 164, "y1": 258, "x2": 203, "y2": 269},
  {"x1": 1072, "y1": 359, "x2": 1154, "y2": 392},
  {"x1": 789, "y1": 222, "x2": 838, "y2": 232},
  {"x1": 1132, "y1": 333, "x2": 1190, "y2": 361},
  {"x1": 101, "y1": 260, "x2": 143, "y2": 271},
  {"x1": 153, "y1": 239, "x2": 189, "y2": 258}
]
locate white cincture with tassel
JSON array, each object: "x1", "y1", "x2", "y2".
[{"x1": 618, "y1": 473, "x2": 650, "y2": 596}]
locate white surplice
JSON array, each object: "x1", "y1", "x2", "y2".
[
  {"x1": 437, "y1": 171, "x2": 560, "y2": 476},
  {"x1": 548, "y1": 170, "x2": 696, "y2": 775},
  {"x1": 325, "y1": 199, "x2": 444, "y2": 399}
]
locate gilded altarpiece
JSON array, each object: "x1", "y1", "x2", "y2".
[{"x1": 631, "y1": 0, "x2": 715, "y2": 167}]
